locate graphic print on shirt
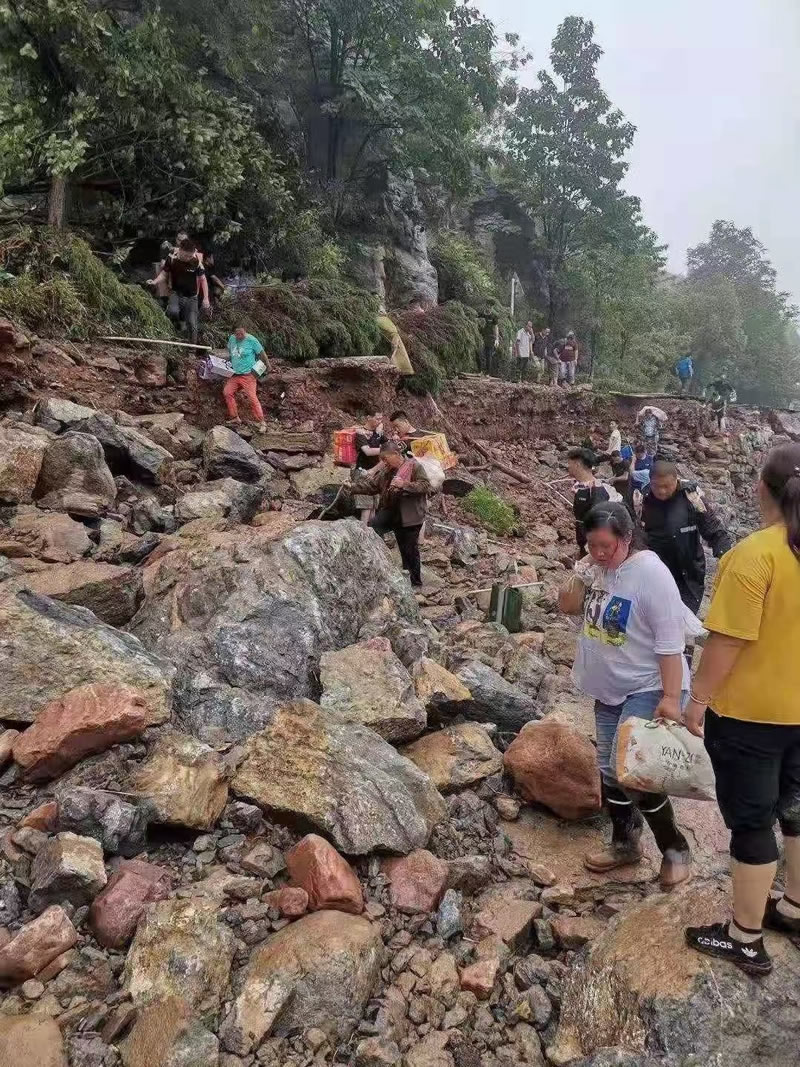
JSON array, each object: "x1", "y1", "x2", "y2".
[{"x1": 584, "y1": 588, "x2": 632, "y2": 646}]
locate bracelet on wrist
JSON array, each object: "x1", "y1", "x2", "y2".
[{"x1": 689, "y1": 690, "x2": 710, "y2": 706}]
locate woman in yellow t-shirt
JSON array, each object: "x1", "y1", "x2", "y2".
[{"x1": 685, "y1": 443, "x2": 800, "y2": 976}]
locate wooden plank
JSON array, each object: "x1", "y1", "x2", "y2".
[{"x1": 253, "y1": 431, "x2": 323, "y2": 454}]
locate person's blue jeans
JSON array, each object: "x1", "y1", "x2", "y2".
[{"x1": 595, "y1": 689, "x2": 690, "y2": 789}]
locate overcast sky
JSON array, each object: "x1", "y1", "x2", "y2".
[{"x1": 479, "y1": 0, "x2": 800, "y2": 301}]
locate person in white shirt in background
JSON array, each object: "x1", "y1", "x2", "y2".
[
  {"x1": 514, "y1": 321, "x2": 534, "y2": 382},
  {"x1": 608, "y1": 420, "x2": 622, "y2": 456}
]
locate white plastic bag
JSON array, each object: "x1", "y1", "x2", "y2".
[
  {"x1": 417, "y1": 456, "x2": 445, "y2": 492},
  {"x1": 614, "y1": 716, "x2": 716, "y2": 801}
]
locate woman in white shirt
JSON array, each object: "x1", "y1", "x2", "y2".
[
  {"x1": 607, "y1": 420, "x2": 622, "y2": 455},
  {"x1": 558, "y1": 502, "x2": 693, "y2": 889}
]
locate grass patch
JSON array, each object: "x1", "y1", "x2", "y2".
[
  {"x1": 462, "y1": 486, "x2": 518, "y2": 536},
  {"x1": 0, "y1": 226, "x2": 171, "y2": 340},
  {"x1": 209, "y1": 279, "x2": 380, "y2": 361},
  {"x1": 395, "y1": 300, "x2": 482, "y2": 395}
]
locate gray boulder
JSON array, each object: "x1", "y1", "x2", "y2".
[
  {"x1": 175, "y1": 477, "x2": 265, "y2": 525},
  {"x1": 203, "y1": 425, "x2": 264, "y2": 482},
  {"x1": 34, "y1": 432, "x2": 116, "y2": 516},
  {"x1": 231, "y1": 699, "x2": 445, "y2": 855},
  {"x1": 56, "y1": 787, "x2": 148, "y2": 856},
  {"x1": 129, "y1": 519, "x2": 419, "y2": 742},
  {"x1": 73, "y1": 413, "x2": 172, "y2": 481},
  {"x1": 0, "y1": 590, "x2": 173, "y2": 724},
  {"x1": 455, "y1": 659, "x2": 540, "y2": 732},
  {"x1": 35, "y1": 397, "x2": 96, "y2": 431},
  {"x1": 552, "y1": 881, "x2": 800, "y2": 1067},
  {"x1": 0, "y1": 423, "x2": 50, "y2": 504}
]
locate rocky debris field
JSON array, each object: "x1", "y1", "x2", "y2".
[{"x1": 1, "y1": 320, "x2": 799, "y2": 1067}]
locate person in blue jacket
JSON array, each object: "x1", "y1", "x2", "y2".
[{"x1": 675, "y1": 354, "x2": 694, "y2": 395}]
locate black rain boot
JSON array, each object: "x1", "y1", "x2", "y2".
[
  {"x1": 584, "y1": 783, "x2": 645, "y2": 873},
  {"x1": 639, "y1": 793, "x2": 692, "y2": 890}
]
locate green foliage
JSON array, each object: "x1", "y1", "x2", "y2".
[
  {"x1": 462, "y1": 486, "x2": 517, "y2": 536},
  {"x1": 210, "y1": 279, "x2": 380, "y2": 361},
  {"x1": 504, "y1": 16, "x2": 641, "y2": 321},
  {"x1": 686, "y1": 221, "x2": 800, "y2": 403},
  {"x1": 0, "y1": 227, "x2": 171, "y2": 339},
  {"x1": 394, "y1": 301, "x2": 482, "y2": 394},
  {"x1": 431, "y1": 232, "x2": 498, "y2": 309}
]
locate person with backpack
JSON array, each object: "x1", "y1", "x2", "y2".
[
  {"x1": 567, "y1": 447, "x2": 612, "y2": 557},
  {"x1": 348, "y1": 442, "x2": 433, "y2": 587},
  {"x1": 641, "y1": 459, "x2": 733, "y2": 615},
  {"x1": 352, "y1": 414, "x2": 387, "y2": 523},
  {"x1": 675, "y1": 354, "x2": 694, "y2": 395},
  {"x1": 684, "y1": 444, "x2": 800, "y2": 976}
]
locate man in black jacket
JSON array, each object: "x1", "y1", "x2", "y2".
[
  {"x1": 567, "y1": 447, "x2": 610, "y2": 556},
  {"x1": 642, "y1": 460, "x2": 733, "y2": 614}
]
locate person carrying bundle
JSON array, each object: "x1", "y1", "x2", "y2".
[
  {"x1": 348, "y1": 442, "x2": 433, "y2": 587},
  {"x1": 223, "y1": 326, "x2": 269, "y2": 433}
]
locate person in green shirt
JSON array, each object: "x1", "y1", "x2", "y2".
[{"x1": 223, "y1": 326, "x2": 268, "y2": 431}]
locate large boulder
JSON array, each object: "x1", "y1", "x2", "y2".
[
  {"x1": 128, "y1": 520, "x2": 419, "y2": 742},
  {"x1": 231, "y1": 700, "x2": 445, "y2": 855},
  {"x1": 0, "y1": 423, "x2": 50, "y2": 503},
  {"x1": 10, "y1": 560, "x2": 143, "y2": 626},
  {"x1": 0, "y1": 1015, "x2": 66, "y2": 1067},
  {"x1": 120, "y1": 997, "x2": 218, "y2": 1067},
  {"x1": 13, "y1": 683, "x2": 155, "y2": 781},
  {"x1": 504, "y1": 720, "x2": 601, "y2": 820},
  {"x1": 455, "y1": 660, "x2": 540, "y2": 732},
  {"x1": 72, "y1": 413, "x2": 172, "y2": 481},
  {"x1": 129, "y1": 731, "x2": 228, "y2": 831},
  {"x1": 0, "y1": 905, "x2": 78, "y2": 983},
  {"x1": 90, "y1": 859, "x2": 169, "y2": 949},
  {"x1": 124, "y1": 896, "x2": 235, "y2": 1010},
  {"x1": 34, "y1": 396, "x2": 96, "y2": 430},
  {"x1": 550, "y1": 881, "x2": 800, "y2": 1067},
  {"x1": 320, "y1": 637, "x2": 426, "y2": 743},
  {"x1": 8, "y1": 510, "x2": 91, "y2": 562},
  {"x1": 175, "y1": 477, "x2": 265, "y2": 524},
  {"x1": 220, "y1": 910, "x2": 382, "y2": 1054},
  {"x1": 0, "y1": 591, "x2": 173, "y2": 725},
  {"x1": 203, "y1": 425, "x2": 264, "y2": 482},
  {"x1": 769, "y1": 409, "x2": 800, "y2": 441},
  {"x1": 401, "y1": 723, "x2": 503, "y2": 793},
  {"x1": 34, "y1": 431, "x2": 116, "y2": 516},
  {"x1": 412, "y1": 657, "x2": 472, "y2": 714}
]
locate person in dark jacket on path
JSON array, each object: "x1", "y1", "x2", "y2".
[
  {"x1": 349, "y1": 442, "x2": 432, "y2": 587},
  {"x1": 642, "y1": 460, "x2": 733, "y2": 614}
]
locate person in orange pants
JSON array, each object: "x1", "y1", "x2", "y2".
[{"x1": 224, "y1": 326, "x2": 268, "y2": 432}]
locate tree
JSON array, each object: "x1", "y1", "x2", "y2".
[
  {"x1": 0, "y1": 1, "x2": 295, "y2": 251},
  {"x1": 276, "y1": 0, "x2": 521, "y2": 221},
  {"x1": 687, "y1": 221, "x2": 800, "y2": 403},
  {"x1": 504, "y1": 17, "x2": 638, "y2": 325}
]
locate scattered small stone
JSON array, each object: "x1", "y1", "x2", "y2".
[
  {"x1": 493, "y1": 796, "x2": 521, "y2": 821},
  {"x1": 526, "y1": 863, "x2": 556, "y2": 888},
  {"x1": 21, "y1": 978, "x2": 45, "y2": 999},
  {"x1": 460, "y1": 958, "x2": 500, "y2": 1000},
  {"x1": 436, "y1": 889, "x2": 464, "y2": 940}
]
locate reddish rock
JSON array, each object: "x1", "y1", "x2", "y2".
[
  {"x1": 0, "y1": 729, "x2": 19, "y2": 767},
  {"x1": 550, "y1": 914, "x2": 606, "y2": 949},
  {"x1": 0, "y1": 905, "x2": 78, "y2": 983},
  {"x1": 382, "y1": 849, "x2": 449, "y2": 915},
  {"x1": 460, "y1": 957, "x2": 500, "y2": 1000},
  {"x1": 286, "y1": 834, "x2": 363, "y2": 915},
  {"x1": 503, "y1": 720, "x2": 601, "y2": 820},
  {"x1": 13, "y1": 683, "x2": 151, "y2": 781},
  {"x1": 263, "y1": 887, "x2": 309, "y2": 919},
  {"x1": 472, "y1": 891, "x2": 542, "y2": 953},
  {"x1": 20, "y1": 801, "x2": 59, "y2": 831},
  {"x1": 89, "y1": 859, "x2": 170, "y2": 949}
]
